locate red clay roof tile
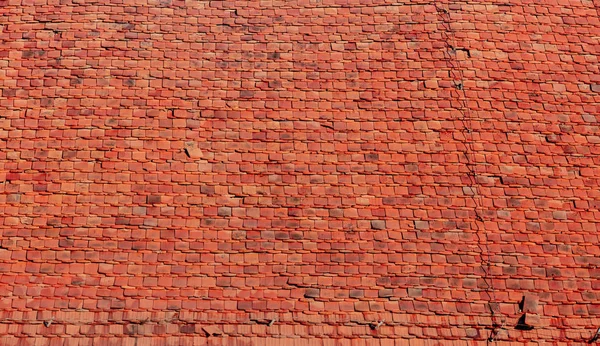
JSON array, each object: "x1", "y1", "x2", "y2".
[{"x1": 1, "y1": 0, "x2": 600, "y2": 344}]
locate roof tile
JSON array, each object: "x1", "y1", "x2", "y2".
[{"x1": 1, "y1": 0, "x2": 600, "y2": 343}]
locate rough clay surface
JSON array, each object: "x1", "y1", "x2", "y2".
[{"x1": 1, "y1": 0, "x2": 600, "y2": 344}]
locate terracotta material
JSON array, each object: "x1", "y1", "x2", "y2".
[{"x1": 1, "y1": 0, "x2": 599, "y2": 344}]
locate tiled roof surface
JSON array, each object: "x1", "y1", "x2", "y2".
[{"x1": 1, "y1": 0, "x2": 600, "y2": 344}]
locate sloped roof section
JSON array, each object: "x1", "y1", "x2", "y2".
[{"x1": 1, "y1": 0, "x2": 600, "y2": 344}]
